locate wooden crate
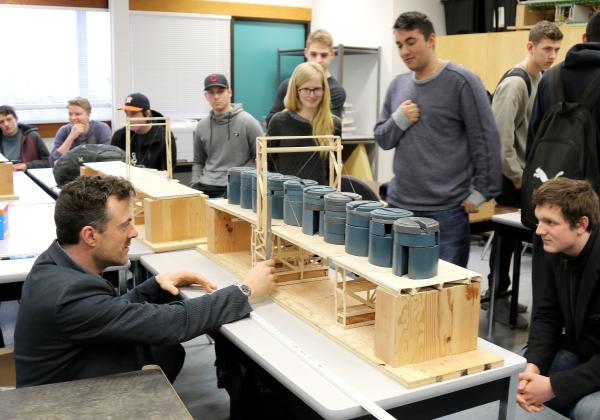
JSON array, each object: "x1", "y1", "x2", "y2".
[
  {"x1": 0, "y1": 163, "x2": 17, "y2": 200},
  {"x1": 515, "y1": 4, "x2": 555, "y2": 28}
]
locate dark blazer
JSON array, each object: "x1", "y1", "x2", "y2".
[
  {"x1": 525, "y1": 229, "x2": 600, "y2": 407},
  {"x1": 14, "y1": 240, "x2": 251, "y2": 387}
]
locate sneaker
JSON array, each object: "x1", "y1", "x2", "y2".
[
  {"x1": 493, "y1": 299, "x2": 529, "y2": 330},
  {"x1": 480, "y1": 290, "x2": 528, "y2": 313}
]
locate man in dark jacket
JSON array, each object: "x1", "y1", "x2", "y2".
[
  {"x1": 0, "y1": 105, "x2": 49, "y2": 170},
  {"x1": 526, "y1": 11, "x2": 600, "y2": 319},
  {"x1": 518, "y1": 178, "x2": 600, "y2": 418},
  {"x1": 112, "y1": 93, "x2": 177, "y2": 171},
  {"x1": 14, "y1": 175, "x2": 275, "y2": 387}
]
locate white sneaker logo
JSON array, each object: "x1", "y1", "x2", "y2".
[{"x1": 533, "y1": 168, "x2": 564, "y2": 183}]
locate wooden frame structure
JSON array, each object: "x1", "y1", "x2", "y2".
[
  {"x1": 254, "y1": 135, "x2": 342, "y2": 273},
  {"x1": 125, "y1": 116, "x2": 173, "y2": 180}
]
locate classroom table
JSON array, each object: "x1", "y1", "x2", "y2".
[
  {"x1": 487, "y1": 212, "x2": 534, "y2": 342},
  {"x1": 0, "y1": 367, "x2": 192, "y2": 419},
  {"x1": 1, "y1": 171, "x2": 55, "y2": 206},
  {"x1": 141, "y1": 249, "x2": 526, "y2": 420},
  {"x1": 26, "y1": 168, "x2": 60, "y2": 199}
]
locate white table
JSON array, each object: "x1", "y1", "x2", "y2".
[
  {"x1": 487, "y1": 212, "x2": 534, "y2": 341},
  {"x1": 26, "y1": 168, "x2": 60, "y2": 199},
  {"x1": 141, "y1": 249, "x2": 526, "y2": 420},
  {"x1": 1, "y1": 171, "x2": 55, "y2": 206}
]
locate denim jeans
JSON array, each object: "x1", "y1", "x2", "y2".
[
  {"x1": 388, "y1": 205, "x2": 470, "y2": 268},
  {"x1": 544, "y1": 349, "x2": 600, "y2": 419}
]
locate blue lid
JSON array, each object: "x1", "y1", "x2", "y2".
[
  {"x1": 303, "y1": 185, "x2": 337, "y2": 198},
  {"x1": 370, "y1": 207, "x2": 413, "y2": 224},
  {"x1": 228, "y1": 166, "x2": 254, "y2": 176},
  {"x1": 346, "y1": 200, "x2": 385, "y2": 214},
  {"x1": 324, "y1": 192, "x2": 362, "y2": 205},
  {"x1": 393, "y1": 217, "x2": 439, "y2": 234},
  {"x1": 284, "y1": 178, "x2": 318, "y2": 192},
  {"x1": 269, "y1": 174, "x2": 299, "y2": 190}
]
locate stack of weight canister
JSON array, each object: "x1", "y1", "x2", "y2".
[
  {"x1": 251, "y1": 172, "x2": 281, "y2": 213},
  {"x1": 345, "y1": 201, "x2": 386, "y2": 256},
  {"x1": 283, "y1": 179, "x2": 317, "y2": 226},
  {"x1": 301, "y1": 185, "x2": 337, "y2": 235},
  {"x1": 227, "y1": 166, "x2": 254, "y2": 205},
  {"x1": 268, "y1": 175, "x2": 299, "y2": 219},
  {"x1": 368, "y1": 208, "x2": 413, "y2": 267},
  {"x1": 323, "y1": 192, "x2": 362, "y2": 245},
  {"x1": 392, "y1": 217, "x2": 440, "y2": 279},
  {"x1": 239, "y1": 169, "x2": 256, "y2": 209}
]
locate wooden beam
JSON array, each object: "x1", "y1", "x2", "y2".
[{"x1": 130, "y1": 0, "x2": 311, "y2": 22}]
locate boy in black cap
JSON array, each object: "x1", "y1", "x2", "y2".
[
  {"x1": 192, "y1": 74, "x2": 263, "y2": 197},
  {"x1": 111, "y1": 93, "x2": 177, "y2": 171}
]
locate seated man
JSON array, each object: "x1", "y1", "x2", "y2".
[
  {"x1": 192, "y1": 74, "x2": 263, "y2": 197},
  {"x1": 14, "y1": 175, "x2": 275, "y2": 387},
  {"x1": 518, "y1": 178, "x2": 600, "y2": 418},
  {"x1": 112, "y1": 93, "x2": 177, "y2": 171},
  {"x1": 0, "y1": 105, "x2": 49, "y2": 171}
]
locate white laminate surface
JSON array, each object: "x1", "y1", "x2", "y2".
[
  {"x1": 491, "y1": 211, "x2": 528, "y2": 229},
  {"x1": 27, "y1": 168, "x2": 60, "y2": 196},
  {"x1": 141, "y1": 249, "x2": 526, "y2": 419},
  {"x1": 1, "y1": 171, "x2": 55, "y2": 206}
]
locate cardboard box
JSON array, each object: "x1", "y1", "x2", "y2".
[
  {"x1": 0, "y1": 347, "x2": 16, "y2": 388},
  {"x1": 515, "y1": 4, "x2": 555, "y2": 27}
]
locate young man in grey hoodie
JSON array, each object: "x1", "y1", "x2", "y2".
[{"x1": 192, "y1": 74, "x2": 263, "y2": 197}]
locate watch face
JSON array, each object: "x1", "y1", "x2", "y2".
[{"x1": 239, "y1": 284, "x2": 251, "y2": 297}]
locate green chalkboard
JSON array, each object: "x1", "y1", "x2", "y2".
[{"x1": 233, "y1": 20, "x2": 306, "y2": 122}]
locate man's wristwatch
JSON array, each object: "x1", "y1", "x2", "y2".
[{"x1": 237, "y1": 283, "x2": 251, "y2": 298}]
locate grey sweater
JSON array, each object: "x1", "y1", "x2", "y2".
[
  {"x1": 192, "y1": 104, "x2": 263, "y2": 186},
  {"x1": 374, "y1": 61, "x2": 501, "y2": 211},
  {"x1": 492, "y1": 63, "x2": 540, "y2": 184}
]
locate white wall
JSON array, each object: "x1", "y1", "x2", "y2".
[{"x1": 312, "y1": 0, "x2": 446, "y2": 182}]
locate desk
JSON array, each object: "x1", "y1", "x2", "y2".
[
  {"x1": 0, "y1": 368, "x2": 192, "y2": 419},
  {"x1": 0, "y1": 171, "x2": 55, "y2": 206},
  {"x1": 141, "y1": 249, "x2": 526, "y2": 420},
  {"x1": 487, "y1": 212, "x2": 534, "y2": 341},
  {"x1": 0, "y1": 203, "x2": 55, "y2": 258},
  {"x1": 26, "y1": 168, "x2": 60, "y2": 199}
]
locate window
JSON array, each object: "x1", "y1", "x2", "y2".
[
  {"x1": 0, "y1": 6, "x2": 112, "y2": 123},
  {"x1": 130, "y1": 12, "x2": 230, "y2": 119}
]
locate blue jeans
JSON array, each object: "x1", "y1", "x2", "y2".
[
  {"x1": 388, "y1": 205, "x2": 470, "y2": 268},
  {"x1": 544, "y1": 349, "x2": 600, "y2": 419}
]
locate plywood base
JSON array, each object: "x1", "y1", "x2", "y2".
[
  {"x1": 141, "y1": 237, "x2": 206, "y2": 253},
  {"x1": 197, "y1": 243, "x2": 252, "y2": 279},
  {"x1": 0, "y1": 194, "x2": 18, "y2": 200},
  {"x1": 271, "y1": 279, "x2": 503, "y2": 389}
]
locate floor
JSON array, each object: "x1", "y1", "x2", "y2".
[{"x1": 0, "y1": 239, "x2": 566, "y2": 419}]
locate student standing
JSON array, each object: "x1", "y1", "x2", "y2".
[
  {"x1": 267, "y1": 62, "x2": 341, "y2": 185},
  {"x1": 374, "y1": 11, "x2": 501, "y2": 267}
]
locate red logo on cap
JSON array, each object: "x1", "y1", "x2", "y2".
[{"x1": 210, "y1": 74, "x2": 217, "y2": 82}]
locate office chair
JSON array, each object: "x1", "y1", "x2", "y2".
[{"x1": 341, "y1": 175, "x2": 380, "y2": 201}]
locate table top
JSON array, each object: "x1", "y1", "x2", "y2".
[
  {"x1": 491, "y1": 211, "x2": 530, "y2": 230},
  {"x1": 1, "y1": 171, "x2": 55, "y2": 206},
  {"x1": 26, "y1": 168, "x2": 60, "y2": 198},
  {"x1": 0, "y1": 368, "x2": 192, "y2": 419},
  {"x1": 141, "y1": 249, "x2": 526, "y2": 419},
  {"x1": 0, "y1": 203, "x2": 56, "y2": 259}
]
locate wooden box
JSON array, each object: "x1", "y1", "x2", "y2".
[{"x1": 515, "y1": 4, "x2": 555, "y2": 28}]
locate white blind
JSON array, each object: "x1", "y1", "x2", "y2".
[
  {"x1": 130, "y1": 12, "x2": 231, "y2": 120},
  {"x1": 0, "y1": 6, "x2": 112, "y2": 123}
]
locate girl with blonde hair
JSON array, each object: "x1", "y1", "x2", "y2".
[{"x1": 267, "y1": 62, "x2": 341, "y2": 184}]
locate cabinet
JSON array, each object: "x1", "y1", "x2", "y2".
[
  {"x1": 276, "y1": 45, "x2": 381, "y2": 180},
  {"x1": 436, "y1": 24, "x2": 587, "y2": 91}
]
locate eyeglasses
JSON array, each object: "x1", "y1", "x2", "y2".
[{"x1": 298, "y1": 87, "x2": 324, "y2": 97}]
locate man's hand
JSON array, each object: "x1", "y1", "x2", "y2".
[
  {"x1": 400, "y1": 100, "x2": 420, "y2": 123},
  {"x1": 155, "y1": 271, "x2": 218, "y2": 296},
  {"x1": 70, "y1": 123, "x2": 88, "y2": 138},
  {"x1": 13, "y1": 163, "x2": 27, "y2": 171},
  {"x1": 514, "y1": 180, "x2": 522, "y2": 190},
  {"x1": 516, "y1": 364, "x2": 553, "y2": 413},
  {"x1": 242, "y1": 259, "x2": 276, "y2": 299},
  {"x1": 461, "y1": 199, "x2": 479, "y2": 213}
]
